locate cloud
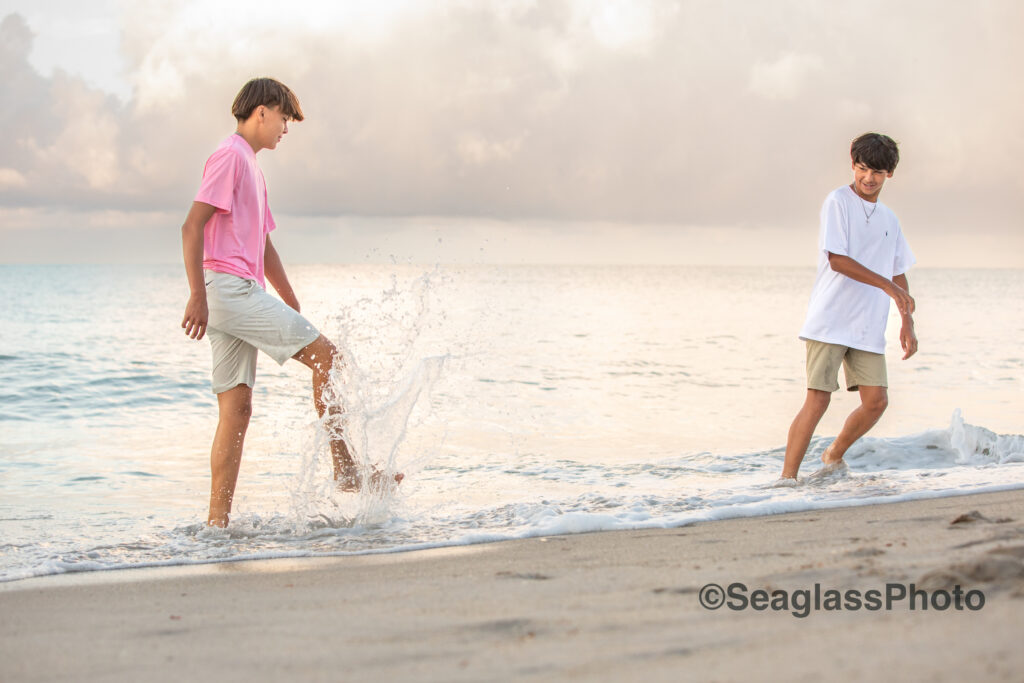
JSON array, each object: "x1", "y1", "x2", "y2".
[
  {"x1": 749, "y1": 53, "x2": 825, "y2": 100},
  {"x1": 0, "y1": 14, "x2": 125, "y2": 202},
  {"x1": 584, "y1": 0, "x2": 666, "y2": 52},
  {"x1": 0, "y1": 168, "x2": 28, "y2": 188},
  {"x1": 0, "y1": 0, "x2": 1023, "y2": 255}
]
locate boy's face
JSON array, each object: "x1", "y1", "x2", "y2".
[
  {"x1": 256, "y1": 105, "x2": 290, "y2": 150},
  {"x1": 851, "y1": 161, "x2": 893, "y2": 201}
]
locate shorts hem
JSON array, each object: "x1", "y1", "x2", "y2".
[
  {"x1": 846, "y1": 381, "x2": 888, "y2": 392},
  {"x1": 267, "y1": 328, "x2": 321, "y2": 366},
  {"x1": 211, "y1": 379, "x2": 254, "y2": 395}
]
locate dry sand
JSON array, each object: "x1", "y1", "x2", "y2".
[{"x1": 3, "y1": 489, "x2": 1024, "y2": 682}]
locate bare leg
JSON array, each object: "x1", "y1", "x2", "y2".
[
  {"x1": 780, "y1": 389, "x2": 831, "y2": 479},
  {"x1": 293, "y1": 335, "x2": 403, "y2": 491},
  {"x1": 208, "y1": 384, "x2": 253, "y2": 527},
  {"x1": 820, "y1": 385, "x2": 888, "y2": 464},
  {"x1": 293, "y1": 335, "x2": 358, "y2": 487}
]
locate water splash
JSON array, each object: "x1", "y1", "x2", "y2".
[
  {"x1": 949, "y1": 408, "x2": 1024, "y2": 465},
  {"x1": 288, "y1": 269, "x2": 451, "y2": 529}
]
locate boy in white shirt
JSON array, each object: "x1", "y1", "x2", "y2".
[{"x1": 776, "y1": 133, "x2": 918, "y2": 484}]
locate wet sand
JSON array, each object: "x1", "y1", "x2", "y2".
[{"x1": 3, "y1": 489, "x2": 1023, "y2": 682}]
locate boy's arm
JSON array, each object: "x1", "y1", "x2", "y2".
[
  {"x1": 893, "y1": 273, "x2": 918, "y2": 360},
  {"x1": 827, "y1": 252, "x2": 915, "y2": 315},
  {"x1": 181, "y1": 201, "x2": 217, "y2": 340},
  {"x1": 264, "y1": 236, "x2": 301, "y2": 312}
]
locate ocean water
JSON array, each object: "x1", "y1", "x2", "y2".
[{"x1": 0, "y1": 264, "x2": 1022, "y2": 582}]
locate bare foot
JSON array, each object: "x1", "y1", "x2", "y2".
[
  {"x1": 206, "y1": 515, "x2": 229, "y2": 528},
  {"x1": 335, "y1": 465, "x2": 404, "y2": 493},
  {"x1": 807, "y1": 459, "x2": 848, "y2": 480},
  {"x1": 807, "y1": 444, "x2": 849, "y2": 480},
  {"x1": 367, "y1": 468, "x2": 404, "y2": 495},
  {"x1": 821, "y1": 442, "x2": 843, "y2": 465}
]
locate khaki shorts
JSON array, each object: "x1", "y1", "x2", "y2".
[
  {"x1": 805, "y1": 340, "x2": 887, "y2": 393},
  {"x1": 205, "y1": 270, "x2": 320, "y2": 394}
]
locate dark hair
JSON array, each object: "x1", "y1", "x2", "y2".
[
  {"x1": 850, "y1": 132, "x2": 899, "y2": 172},
  {"x1": 231, "y1": 78, "x2": 304, "y2": 122}
]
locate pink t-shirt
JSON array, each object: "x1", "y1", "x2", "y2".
[{"x1": 195, "y1": 134, "x2": 276, "y2": 287}]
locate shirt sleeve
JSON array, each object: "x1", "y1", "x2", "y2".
[
  {"x1": 820, "y1": 193, "x2": 849, "y2": 257},
  {"x1": 892, "y1": 221, "x2": 916, "y2": 275},
  {"x1": 194, "y1": 148, "x2": 236, "y2": 213}
]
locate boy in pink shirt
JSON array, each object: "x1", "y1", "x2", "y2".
[{"x1": 180, "y1": 78, "x2": 398, "y2": 527}]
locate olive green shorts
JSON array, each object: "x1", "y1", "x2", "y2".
[{"x1": 805, "y1": 340, "x2": 887, "y2": 393}]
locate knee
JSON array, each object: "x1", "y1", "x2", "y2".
[
  {"x1": 863, "y1": 394, "x2": 888, "y2": 417},
  {"x1": 301, "y1": 337, "x2": 339, "y2": 374},
  {"x1": 314, "y1": 342, "x2": 339, "y2": 374},
  {"x1": 219, "y1": 397, "x2": 253, "y2": 425},
  {"x1": 224, "y1": 404, "x2": 252, "y2": 427},
  {"x1": 807, "y1": 389, "x2": 831, "y2": 413},
  {"x1": 319, "y1": 346, "x2": 337, "y2": 371}
]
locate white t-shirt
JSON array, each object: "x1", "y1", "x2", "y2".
[{"x1": 799, "y1": 185, "x2": 916, "y2": 354}]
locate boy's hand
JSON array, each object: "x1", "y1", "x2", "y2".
[
  {"x1": 886, "y1": 281, "x2": 915, "y2": 316},
  {"x1": 182, "y1": 294, "x2": 209, "y2": 340},
  {"x1": 900, "y1": 323, "x2": 918, "y2": 360}
]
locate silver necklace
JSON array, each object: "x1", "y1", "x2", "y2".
[{"x1": 855, "y1": 191, "x2": 878, "y2": 223}]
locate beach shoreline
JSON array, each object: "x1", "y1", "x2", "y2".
[{"x1": 3, "y1": 488, "x2": 1023, "y2": 681}]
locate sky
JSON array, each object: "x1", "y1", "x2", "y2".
[{"x1": 1, "y1": 0, "x2": 1022, "y2": 266}]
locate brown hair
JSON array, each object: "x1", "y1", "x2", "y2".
[
  {"x1": 231, "y1": 78, "x2": 304, "y2": 122},
  {"x1": 851, "y1": 132, "x2": 899, "y2": 173}
]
